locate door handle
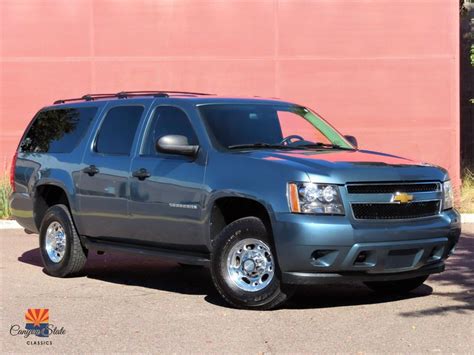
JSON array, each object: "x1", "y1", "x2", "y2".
[
  {"x1": 83, "y1": 165, "x2": 99, "y2": 176},
  {"x1": 132, "y1": 168, "x2": 151, "y2": 181}
]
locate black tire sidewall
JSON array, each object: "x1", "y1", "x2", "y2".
[
  {"x1": 39, "y1": 205, "x2": 76, "y2": 277},
  {"x1": 211, "y1": 217, "x2": 286, "y2": 309}
]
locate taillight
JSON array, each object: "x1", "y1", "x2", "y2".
[{"x1": 10, "y1": 151, "x2": 18, "y2": 192}]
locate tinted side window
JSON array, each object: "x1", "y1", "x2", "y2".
[
  {"x1": 143, "y1": 106, "x2": 198, "y2": 155},
  {"x1": 95, "y1": 106, "x2": 144, "y2": 155},
  {"x1": 21, "y1": 107, "x2": 98, "y2": 153}
]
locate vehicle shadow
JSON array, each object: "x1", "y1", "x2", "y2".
[
  {"x1": 280, "y1": 283, "x2": 432, "y2": 310},
  {"x1": 18, "y1": 247, "x2": 432, "y2": 310},
  {"x1": 18, "y1": 227, "x2": 473, "y2": 311},
  {"x1": 18, "y1": 248, "x2": 218, "y2": 297}
]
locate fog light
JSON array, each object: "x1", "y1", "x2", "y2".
[
  {"x1": 355, "y1": 251, "x2": 367, "y2": 263},
  {"x1": 311, "y1": 250, "x2": 338, "y2": 267}
]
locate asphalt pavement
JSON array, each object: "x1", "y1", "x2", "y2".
[{"x1": 1, "y1": 225, "x2": 473, "y2": 353}]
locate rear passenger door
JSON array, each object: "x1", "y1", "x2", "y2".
[
  {"x1": 76, "y1": 104, "x2": 147, "y2": 239},
  {"x1": 128, "y1": 105, "x2": 206, "y2": 250}
]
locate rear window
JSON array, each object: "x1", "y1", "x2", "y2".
[{"x1": 21, "y1": 107, "x2": 98, "y2": 153}]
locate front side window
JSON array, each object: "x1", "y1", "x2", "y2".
[
  {"x1": 95, "y1": 106, "x2": 144, "y2": 155},
  {"x1": 142, "y1": 106, "x2": 198, "y2": 155},
  {"x1": 21, "y1": 107, "x2": 98, "y2": 153},
  {"x1": 198, "y1": 104, "x2": 352, "y2": 150}
]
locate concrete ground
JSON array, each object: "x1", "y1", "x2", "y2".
[{"x1": 1, "y1": 225, "x2": 473, "y2": 354}]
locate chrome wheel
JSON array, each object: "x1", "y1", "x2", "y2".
[
  {"x1": 226, "y1": 238, "x2": 274, "y2": 292},
  {"x1": 45, "y1": 221, "x2": 66, "y2": 263}
]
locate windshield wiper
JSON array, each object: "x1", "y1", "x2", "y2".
[
  {"x1": 298, "y1": 143, "x2": 356, "y2": 151},
  {"x1": 228, "y1": 143, "x2": 293, "y2": 150},
  {"x1": 228, "y1": 142, "x2": 356, "y2": 151}
]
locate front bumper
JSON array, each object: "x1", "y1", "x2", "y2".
[
  {"x1": 272, "y1": 209, "x2": 461, "y2": 284},
  {"x1": 282, "y1": 261, "x2": 445, "y2": 285}
]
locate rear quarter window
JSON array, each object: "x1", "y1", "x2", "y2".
[{"x1": 20, "y1": 107, "x2": 98, "y2": 153}]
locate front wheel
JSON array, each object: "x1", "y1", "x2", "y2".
[
  {"x1": 210, "y1": 217, "x2": 293, "y2": 310},
  {"x1": 364, "y1": 276, "x2": 428, "y2": 294}
]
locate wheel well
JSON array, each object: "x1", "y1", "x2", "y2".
[
  {"x1": 34, "y1": 185, "x2": 70, "y2": 229},
  {"x1": 210, "y1": 197, "x2": 273, "y2": 246}
]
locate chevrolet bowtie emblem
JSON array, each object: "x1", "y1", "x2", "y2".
[{"x1": 391, "y1": 192, "x2": 414, "y2": 204}]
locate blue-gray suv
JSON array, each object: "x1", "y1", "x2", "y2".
[{"x1": 10, "y1": 91, "x2": 461, "y2": 309}]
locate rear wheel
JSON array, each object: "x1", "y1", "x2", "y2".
[
  {"x1": 364, "y1": 276, "x2": 428, "y2": 294},
  {"x1": 39, "y1": 204, "x2": 88, "y2": 277},
  {"x1": 211, "y1": 217, "x2": 293, "y2": 310}
]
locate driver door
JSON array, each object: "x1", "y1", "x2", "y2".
[{"x1": 128, "y1": 105, "x2": 207, "y2": 250}]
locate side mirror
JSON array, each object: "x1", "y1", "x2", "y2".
[
  {"x1": 156, "y1": 135, "x2": 199, "y2": 157},
  {"x1": 344, "y1": 135, "x2": 358, "y2": 149}
]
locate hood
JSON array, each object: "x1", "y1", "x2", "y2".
[{"x1": 241, "y1": 149, "x2": 447, "y2": 183}]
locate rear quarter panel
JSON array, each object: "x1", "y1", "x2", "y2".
[
  {"x1": 10, "y1": 102, "x2": 107, "y2": 232},
  {"x1": 11, "y1": 153, "x2": 81, "y2": 232}
]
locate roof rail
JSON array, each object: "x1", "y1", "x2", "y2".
[
  {"x1": 53, "y1": 93, "x2": 116, "y2": 105},
  {"x1": 53, "y1": 90, "x2": 213, "y2": 104}
]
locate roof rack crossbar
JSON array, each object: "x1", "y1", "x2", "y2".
[{"x1": 53, "y1": 90, "x2": 213, "y2": 104}]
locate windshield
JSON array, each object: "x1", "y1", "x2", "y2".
[{"x1": 198, "y1": 103, "x2": 353, "y2": 150}]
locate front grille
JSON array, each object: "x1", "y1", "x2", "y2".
[
  {"x1": 352, "y1": 201, "x2": 440, "y2": 220},
  {"x1": 347, "y1": 183, "x2": 440, "y2": 194}
]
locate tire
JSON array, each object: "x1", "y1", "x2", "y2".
[
  {"x1": 210, "y1": 216, "x2": 293, "y2": 310},
  {"x1": 364, "y1": 275, "x2": 428, "y2": 294},
  {"x1": 39, "y1": 204, "x2": 88, "y2": 277}
]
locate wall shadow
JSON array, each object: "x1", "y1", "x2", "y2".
[{"x1": 398, "y1": 228, "x2": 474, "y2": 317}]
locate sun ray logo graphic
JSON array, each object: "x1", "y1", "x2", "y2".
[{"x1": 25, "y1": 309, "x2": 49, "y2": 337}]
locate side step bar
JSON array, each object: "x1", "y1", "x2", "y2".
[{"x1": 82, "y1": 237, "x2": 210, "y2": 266}]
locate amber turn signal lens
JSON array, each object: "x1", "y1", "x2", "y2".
[{"x1": 288, "y1": 183, "x2": 301, "y2": 213}]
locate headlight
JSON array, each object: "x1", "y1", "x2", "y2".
[
  {"x1": 443, "y1": 180, "x2": 454, "y2": 210},
  {"x1": 288, "y1": 182, "x2": 345, "y2": 215}
]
